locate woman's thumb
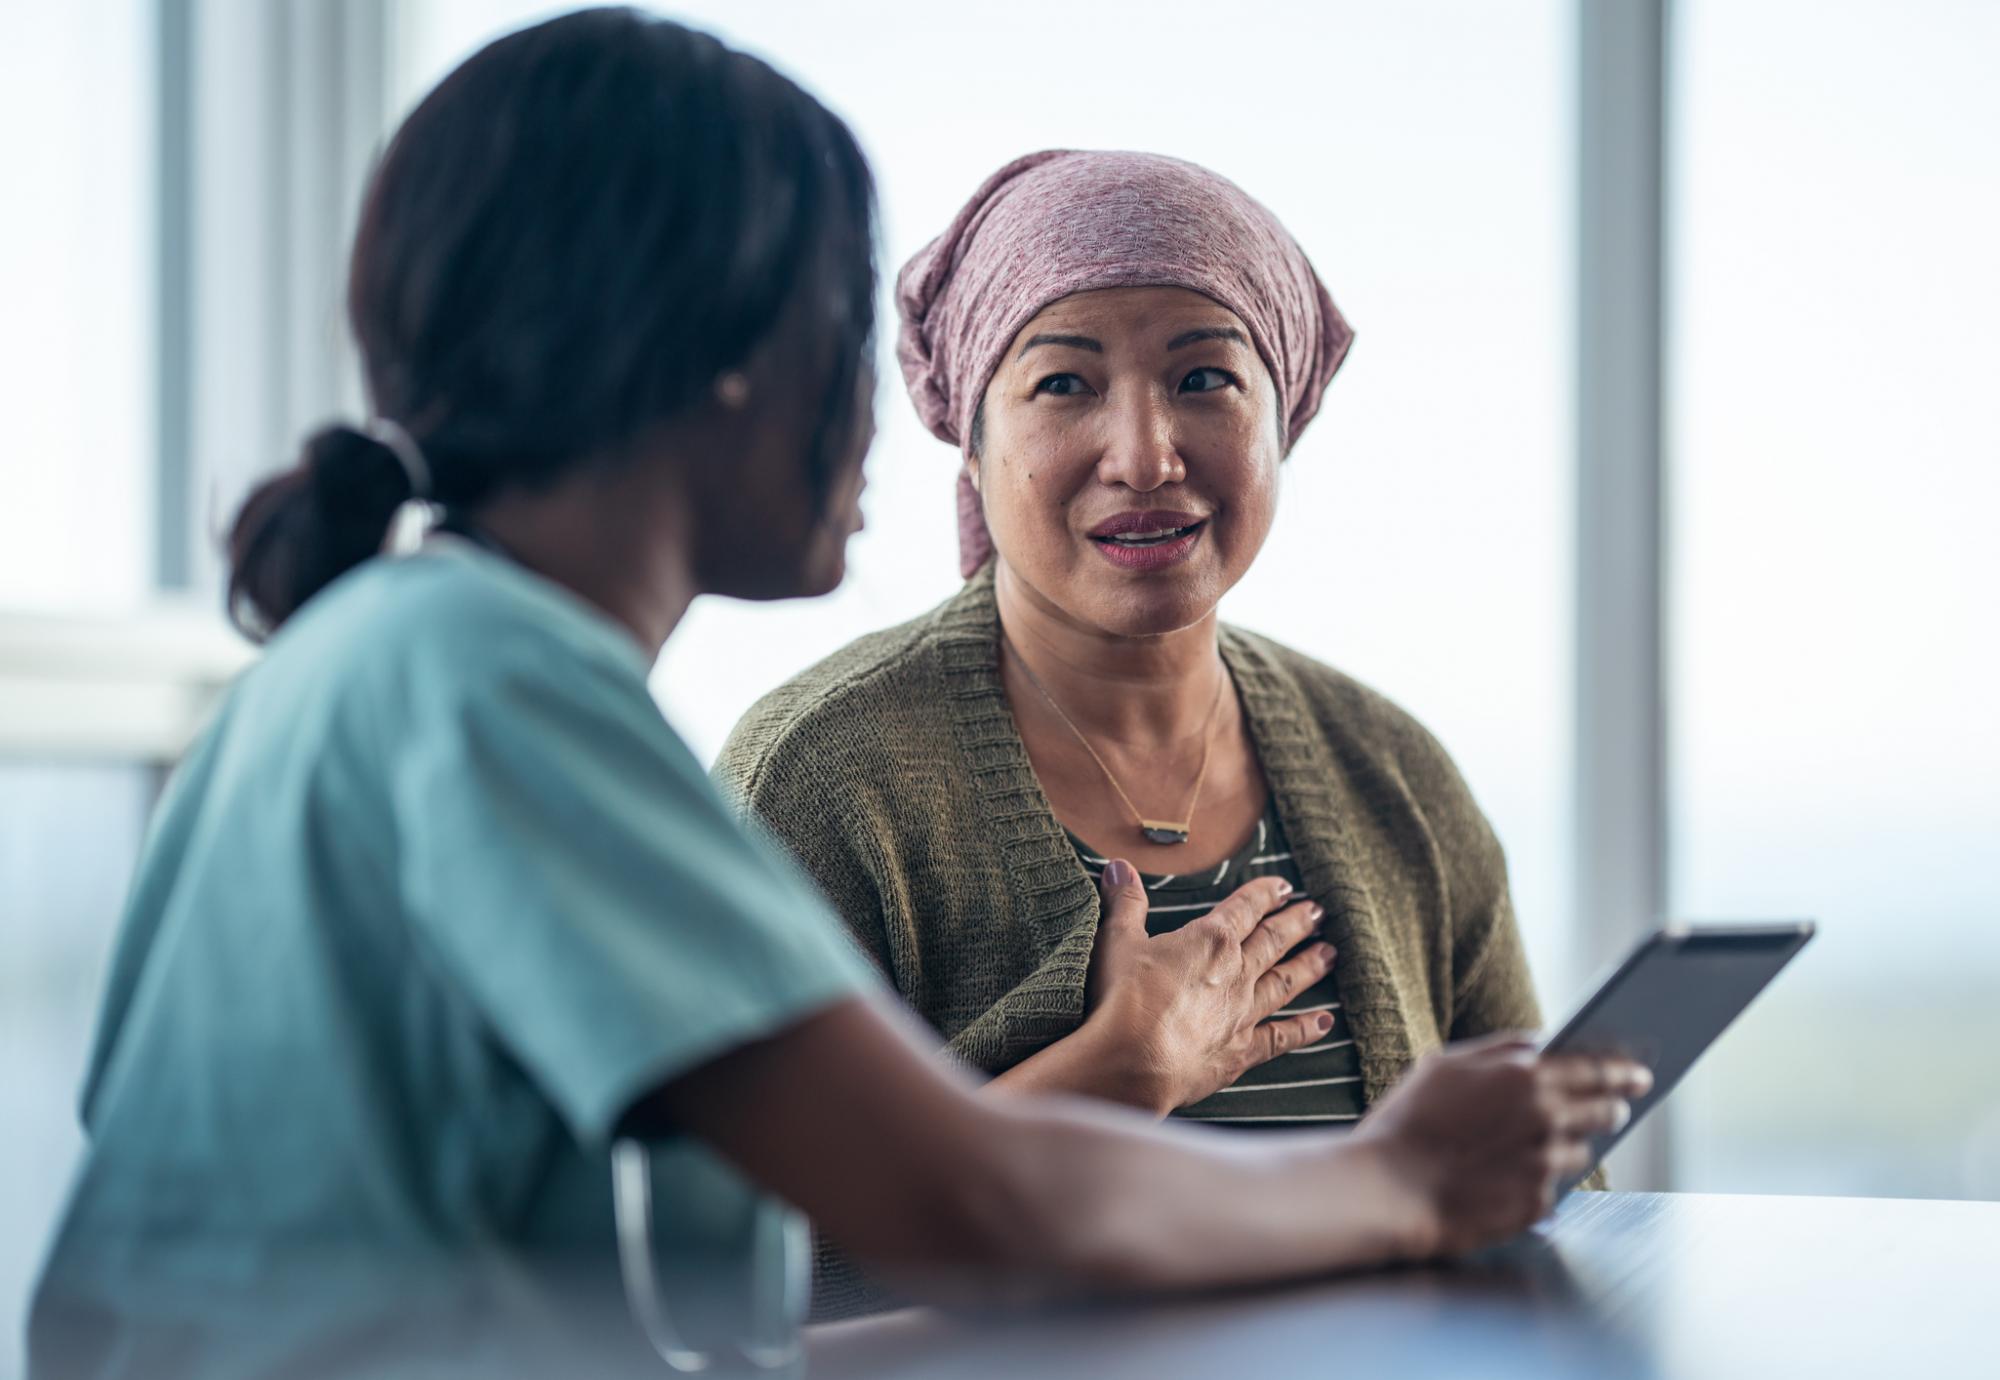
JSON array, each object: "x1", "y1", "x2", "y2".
[{"x1": 1097, "y1": 858, "x2": 1150, "y2": 943}]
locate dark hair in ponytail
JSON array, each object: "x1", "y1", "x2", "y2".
[
  {"x1": 227, "y1": 426, "x2": 415, "y2": 635},
  {"x1": 226, "y1": 7, "x2": 877, "y2": 639}
]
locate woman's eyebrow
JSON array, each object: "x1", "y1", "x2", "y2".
[
  {"x1": 1016, "y1": 332, "x2": 1103, "y2": 359},
  {"x1": 1167, "y1": 326, "x2": 1248, "y2": 350}
]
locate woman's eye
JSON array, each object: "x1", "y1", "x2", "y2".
[
  {"x1": 1034, "y1": 373, "x2": 1089, "y2": 397},
  {"x1": 1180, "y1": 367, "x2": 1235, "y2": 394}
]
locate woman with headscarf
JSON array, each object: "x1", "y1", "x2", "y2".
[{"x1": 717, "y1": 150, "x2": 1569, "y2": 1317}]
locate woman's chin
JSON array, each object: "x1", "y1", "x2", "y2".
[
  {"x1": 1082, "y1": 572, "x2": 1223, "y2": 639},
  {"x1": 998, "y1": 551, "x2": 1232, "y2": 638},
  {"x1": 1058, "y1": 532, "x2": 1239, "y2": 634}
]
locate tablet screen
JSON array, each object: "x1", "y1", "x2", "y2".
[{"x1": 1541, "y1": 923, "x2": 1814, "y2": 1193}]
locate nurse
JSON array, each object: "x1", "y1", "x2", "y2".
[{"x1": 28, "y1": 9, "x2": 1647, "y2": 1378}]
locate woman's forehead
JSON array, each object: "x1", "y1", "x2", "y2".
[{"x1": 1006, "y1": 285, "x2": 1248, "y2": 352}]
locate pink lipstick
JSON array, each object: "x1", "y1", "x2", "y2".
[{"x1": 1087, "y1": 509, "x2": 1207, "y2": 572}]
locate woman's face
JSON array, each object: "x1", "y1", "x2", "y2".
[{"x1": 971, "y1": 285, "x2": 1284, "y2": 637}]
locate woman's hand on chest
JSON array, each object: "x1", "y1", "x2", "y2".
[{"x1": 1082, "y1": 864, "x2": 1338, "y2": 1114}]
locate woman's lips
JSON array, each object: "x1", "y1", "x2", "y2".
[{"x1": 1089, "y1": 519, "x2": 1206, "y2": 571}]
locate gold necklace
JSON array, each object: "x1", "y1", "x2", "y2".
[{"x1": 1003, "y1": 635, "x2": 1228, "y2": 846}]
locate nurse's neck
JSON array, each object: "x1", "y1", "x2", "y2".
[{"x1": 472, "y1": 460, "x2": 698, "y2": 661}]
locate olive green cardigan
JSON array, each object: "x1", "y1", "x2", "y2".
[
  {"x1": 717, "y1": 563, "x2": 1542, "y2": 1078},
  {"x1": 714, "y1": 565, "x2": 1551, "y2": 1314}
]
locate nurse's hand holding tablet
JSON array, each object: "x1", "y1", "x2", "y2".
[{"x1": 1354, "y1": 1036, "x2": 1653, "y2": 1255}]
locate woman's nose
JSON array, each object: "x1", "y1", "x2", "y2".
[{"x1": 1095, "y1": 392, "x2": 1185, "y2": 492}]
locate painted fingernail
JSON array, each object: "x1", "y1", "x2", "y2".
[
  {"x1": 1316, "y1": 1013, "x2": 1335, "y2": 1032},
  {"x1": 1274, "y1": 879, "x2": 1294, "y2": 896},
  {"x1": 1105, "y1": 859, "x2": 1134, "y2": 887},
  {"x1": 1307, "y1": 902, "x2": 1325, "y2": 921}
]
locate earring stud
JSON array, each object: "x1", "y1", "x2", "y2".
[{"x1": 715, "y1": 371, "x2": 751, "y2": 408}]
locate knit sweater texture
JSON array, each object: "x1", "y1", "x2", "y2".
[{"x1": 714, "y1": 564, "x2": 1553, "y2": 1317}]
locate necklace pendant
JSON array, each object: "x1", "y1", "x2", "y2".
[{"x1": 1140, "y1": 819, "x2": 1192, "y2": 846}]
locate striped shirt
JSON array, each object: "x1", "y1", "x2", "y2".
[{"x1": 1069, "y1": 803, "x2": 1366, "y2": 1128}]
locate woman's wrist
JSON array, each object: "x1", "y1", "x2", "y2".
[
  {"x1": 1071, "y1": 1006, "x2": 1178, "y2": 1115},
  {"x1": 987, "y1": 1008, "x2": 1177, "y2": 1116}
]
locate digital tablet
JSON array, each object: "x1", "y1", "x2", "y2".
[{"x1": 1541, "y1": 922, "x2": 1815, "y2": 1194}]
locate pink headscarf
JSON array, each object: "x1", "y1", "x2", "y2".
[{"x1": 896, "y1": 149, "x2": 1354, "y2": 577}]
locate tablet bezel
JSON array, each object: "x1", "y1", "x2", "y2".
[{"x1": 1540, "y1": 921, "x2": 1815, "y2": 1193}]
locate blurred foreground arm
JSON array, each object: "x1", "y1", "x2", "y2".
[{"x1": 629, "y1": 995, "x2": 1649, "y2": 1306}]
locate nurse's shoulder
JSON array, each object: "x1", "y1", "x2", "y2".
[{"x1": 243, "y1": 540, "x2": 652, "y2": 741}]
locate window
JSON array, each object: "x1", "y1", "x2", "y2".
[
  {"x1": 0, "y1": 1, "x2": 162, "y2": 1356},
  {"x1": 1668, "y1": 0, "x2": 2000, "y2": 1197},
  {"x1": 0, "y1": 1, "x2": 156, "y2": 611},
  {"x1": 0, "y1": 764, "x2": 155, "y2": 1366}
]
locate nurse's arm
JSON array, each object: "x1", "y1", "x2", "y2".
[{"x1": 622, "y1": 995, "x2": 1647, "y2": 1307}]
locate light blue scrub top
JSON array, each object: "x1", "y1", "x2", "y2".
[{"x1": 28, "y1": 541, "x2": 875, "y2": 1378}]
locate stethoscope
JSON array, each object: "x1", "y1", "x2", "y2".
[{"x1": 611, "y1": 1140, "x2": 805, "y2": 1374}]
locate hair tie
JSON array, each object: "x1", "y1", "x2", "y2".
[{"x1": 365, "y1": 417, "x2": 433, "y2": 501}]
